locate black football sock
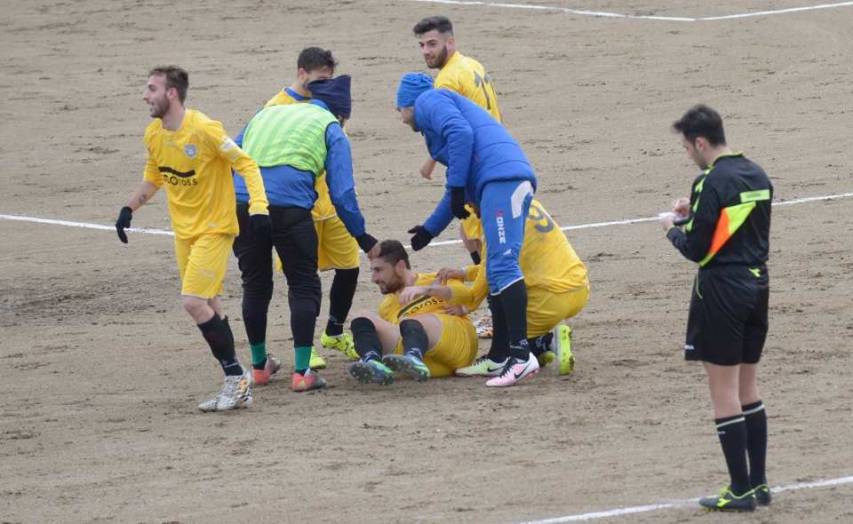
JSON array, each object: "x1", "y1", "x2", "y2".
[
  {"x1": 198, "y1": 315, "x2": 243, "y2": 377},
  {"x1": 715, "y1": 414, "x2": 751, "y2": 496},
  {"x1": 325, "y1": 317, "x2": 344, "y2": 337},
  {"x1": 497, "y1": 280, "x2": 529, "y2": 359},
  {"x1": 350, "y1": 317, "x2": 381, "y2": 362},
  {"x1": 486, "y1": 295, "x2": 509, "y2": 362},
  {"x1": 327, "y1": 268, "x2": 359, "y2": 336},
  {"x1": 400, "y1": 319, "x2": 429, "y2": 359},
  {"x1": 742, "y1": 401, "x2": 768, "y2": 487},
  {"x1": 528, "y1": 333, "x2": 553, "y2": 357}
]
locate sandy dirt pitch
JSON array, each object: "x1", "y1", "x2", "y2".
[{"x1": 1, "y1": 0, "x2": 852, "y2": 522}]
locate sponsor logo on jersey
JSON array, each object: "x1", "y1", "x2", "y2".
[
  {"x1": 184, "y1": 144, "x2": 197, "y2": 159},
  {"x1": 158, "y1": 166, "x2": 198, "y2": 186},
  {"x1": 495, "y1": 210, "x2": 506, "y2": 244}
]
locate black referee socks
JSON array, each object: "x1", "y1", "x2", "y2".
[
  {"x1": 715, "y1": 414, "x2": 751, "y2": 496},
  {"x1": 742, "y1": 401, "x2": 768, "y2": 487}
]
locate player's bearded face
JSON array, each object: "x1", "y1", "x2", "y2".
[
  {"x1": 419, "y1": 32, "x2": 450, "y2": 69},
  {"x1": 371, "y1": 260, "x2": 405, "y2": 294},
  {"x1": 144, "y1": 76, "x2": 171, "y2": 119},
  {"x1": 430, "y1": 45, "x2": 449, "y2": 69}
]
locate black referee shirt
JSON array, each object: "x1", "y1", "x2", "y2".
[{"x1": 667, "y1": 153, "x2": 772, "y2": 267}]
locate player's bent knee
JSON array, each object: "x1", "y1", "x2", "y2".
[
  {"x1": 182, "y1": 295, "x2": 210, "y2": 321},
  {"x1": 350, "y1": 316, "x2": 377, "y2": 331}
]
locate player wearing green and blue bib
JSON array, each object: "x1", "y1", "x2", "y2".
[{"x1": 232, "y1": 76, "x2": 378, "y2": 392}]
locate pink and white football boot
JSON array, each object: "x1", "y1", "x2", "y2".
[{"x1": 485, "y1": 353, "x2": 540, "y2": 387}]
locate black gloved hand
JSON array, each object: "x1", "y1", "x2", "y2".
[
  {"x1": 250, "y1": 213, "x2": 272, "y2": 240},
  {"x1": 356, "y1": 233, "x2": 378, "y2": 254},
  {"x1": 408, "y1": 225, "x2": 434, "y2": 251},
  {"x1": 116, "y1": 206, "x2": 133, "y2": 244},
  {"x1": 450, "y1": 187, "x2": 470, "y2": 219}
]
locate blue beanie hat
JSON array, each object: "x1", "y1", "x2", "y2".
[
  {"x1": 308, "y1": 75, "x2": 352, "y2": 119},
  {"x1": 396, "y1": 72, "x2": 434, "y2": 109}
]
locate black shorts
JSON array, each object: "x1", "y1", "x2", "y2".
[{"x1": 684, "y1": 265, "x2": 769, "y2": 366}]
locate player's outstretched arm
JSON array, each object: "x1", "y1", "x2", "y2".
[{"x1": 324, "y1": 123, "x2": 377, "y2": 255}]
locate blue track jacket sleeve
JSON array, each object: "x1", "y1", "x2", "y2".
[
  {"x1": 233, "y1": 125, "x2": 246, "y2": 148},
  {"x1": 422, "y1": 94, "x2": 474, "y2": 189},
  {"x1": 324, "y1": 123, "x2": 366, "y2": 237},
  {"x1": 423, "y1": 190, "x2": 453, "y2": 237}
]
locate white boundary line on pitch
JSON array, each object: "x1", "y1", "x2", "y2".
[
  {"x1": 520, "y1": 474, "x2": 853, "y2": 523},
  {"x1": 427, "y1": 190, "x2": 853, "y2": 247},
  {"x1": 410, "y1": 0, "x2": 853, "y2": 22},
  {"x1": 1, "y1": 191, "x2": 852, "y2": 249}
]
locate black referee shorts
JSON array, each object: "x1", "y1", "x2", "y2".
[{"x1": 684, "y1": 265, "x2": 769, "y2": 366}]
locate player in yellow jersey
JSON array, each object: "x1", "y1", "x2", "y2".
[
  {"x1": 346, "y1": 240, "x2": 478, "y2": 385},
  {"x1": 413, "y1": 199, "x2": 589, "y2": 383},
  {"x1": 115, "y1": 66, "x2": 270, "y2": 412},
  {"x1": 413, "y1": 15, "x2": 502, "y2": 181},
  {"x1": 411, "y1": 16, "x2": 505, "y2": 338},
  {"x1": 247, "y1": 48, "x2": 361, "y2": 375}
]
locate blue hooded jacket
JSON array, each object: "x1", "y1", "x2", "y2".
[{"x1": 414, "y1": 89, "x2": 536, "y2": 236}]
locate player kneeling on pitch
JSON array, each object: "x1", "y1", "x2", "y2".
[
  {"x1": 347, "y1": 240, "x2": 478, "y2": 385},
  {"x1": 437, "y1": 199, "x2": 589, "y2": 382}
]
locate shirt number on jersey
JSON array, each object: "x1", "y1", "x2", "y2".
[
  {"x1": 529, "y1": 201, "x2": 555, "y2": 233},
  {"x1": 473, "y1": 71, "x2": 494, "y2": 111}
]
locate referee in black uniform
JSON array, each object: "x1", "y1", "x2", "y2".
[{"x1": 661, "y1": 105, "x2": 772, "y2": 512}]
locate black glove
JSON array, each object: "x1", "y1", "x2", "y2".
[
  {"x1": 408, "y1": 225, "x2": 433, "y2": 251},
  {"x1": 356, "y1": 233, "x2": 378, "y2": 254},
  {"x1": 450, "y1": 187, "x2": 470, "y2": 219},
  {"x1": 250, "y1": 213, "x2": 272, "y2": 240},
  {"x1": 115, "y1": 206, "x2": 133, "y2": 244}
]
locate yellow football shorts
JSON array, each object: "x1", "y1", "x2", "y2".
[
  {"x1": 174, "y1": 233, "x2": 234, "y2": 299},
  {"x1": 394, "y1": 314, "x2": 478, "y2": 377},
  {"x1": 527, "y1": 284, "x2": 590, "y2": 337},
  {"x1": 315, "y1": 215, "x2": 359, "y2": 271}
]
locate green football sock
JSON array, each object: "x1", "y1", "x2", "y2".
[
  {"x1": 250, "y1": 342, "x2": 267, "y2": 369},
  {"x1": 294, "y1": 346, "x2": 312, "y2": 374}
]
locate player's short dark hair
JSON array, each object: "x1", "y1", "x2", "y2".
[
  {"x1": 378, "y1": 240, "x2": 411, "y2": 269},
  {"x1": 297, "y1": 47, "x2": 337, "y2": 73},
  {"x1": 672, "y1": 104, "x2": 726, "y2": 146},
  {"x1": 148, "y1": 66, "x2": 188, "y2": 103},
  {"x1": 413, "y1": 16, "x2": 453, "y2": 36}
]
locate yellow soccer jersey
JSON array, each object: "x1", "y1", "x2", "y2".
[
  {"x1": 379, "y1": 273, "x2": 471, "y2": 323},
  {"x1": 460, "y1": 205, "x2": 483, "y2": 244},
  {"x1": 435, "y1": 51, "x2": 502, "y2": 122},
  {"x1": 264, "y1": 89, "x2": 300, "y2": 108},
  {"x1": 452, "y1": 200, "x2": 588, "y2": 310},
  {"x1": 143, "y1": 109, "x2": 267, "y2": 240},
  {"x1": 263, "y1": 89, "x2": 336, "y2": 220}
]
